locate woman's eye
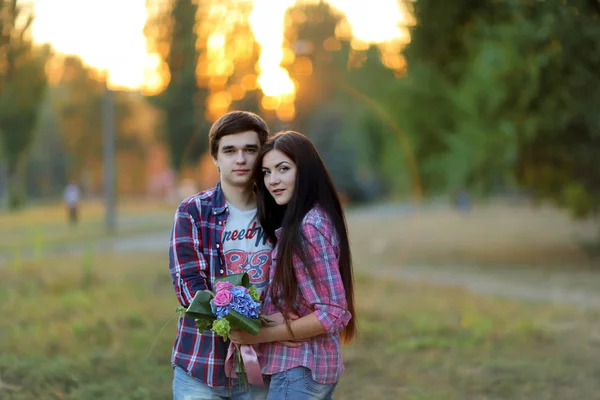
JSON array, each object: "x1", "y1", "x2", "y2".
[
  {"x1": 263, "y1": 170, "x2": 270, "y2": 176},
  {"x1": 278, "y1": 167, "x2": 289, "y2": 173}
]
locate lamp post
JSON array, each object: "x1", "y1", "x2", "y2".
[{"x1": 103, "y1": 77, "x2": 116, "y2": 234}]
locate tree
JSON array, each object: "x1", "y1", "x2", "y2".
[
  {"x1": 394, "y1": 0, "x2": 600, "y2": 218},
  {"x1": 0, "y1": 0, "x2": 49, "y2": 209},
  {"x1": 145, "y1": 0, "x2": 209, "y2": 173},
  {"x1": 53, "y1": 56, "x2": 151, "y2": 196}
]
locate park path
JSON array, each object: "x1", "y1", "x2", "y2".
[{"x1": 5, "y1": 201, "x2": 600, "y2": 308}]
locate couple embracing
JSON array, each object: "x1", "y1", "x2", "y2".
[{"x1": 169, "y1": 111, "x2": 356, "y2": 400}]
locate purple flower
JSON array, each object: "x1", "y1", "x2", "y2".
[
  {"x1": 230, "y1": 292, "x2": 261, "y2": 319},
  {"x1": 231, "y1": 286, "x2": 246, "y2": 297}
]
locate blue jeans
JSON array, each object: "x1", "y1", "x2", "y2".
[
  {"x1": 266, "y1": 367, "x2": 337, "y2": 400},
  {"x1": 173, "y1": 366, "x2": 269, "y2": 400}
]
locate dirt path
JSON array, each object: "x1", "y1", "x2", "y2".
[{"x1": 5, "y1": 201, "x2": 600, "y2": 307}]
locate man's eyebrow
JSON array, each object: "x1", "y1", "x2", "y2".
[{"x1": 221, "y1": 144, "x2": 259, "y2": 150}]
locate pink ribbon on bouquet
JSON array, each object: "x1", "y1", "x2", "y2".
[{"x1": 224, "y1": 343, "x2": 265, "y2": 387}]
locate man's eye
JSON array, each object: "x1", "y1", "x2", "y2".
[{"x1": 246, "y1": 149, "x2": 257, "y2": 153}]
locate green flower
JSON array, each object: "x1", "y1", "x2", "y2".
[
  {"x1": 176, "y1": 306, "x2": 186, "y2": 318},
  {"x1": 195, "y1": 318, "x2": 212, "y2": 332},
  {"x1": 248, "y1": 286, "x2": 261, "y2": 302},
  {"x1": 211, "y1": 318, "x2": 231, "y2": 341}
]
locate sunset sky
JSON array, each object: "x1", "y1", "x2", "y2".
[
  {"x1": 30, "y1": 0, "x2": 410, "y2": 94},
  {"x1": 31, "y1": 0, "x2": 158, "y2": 90}
]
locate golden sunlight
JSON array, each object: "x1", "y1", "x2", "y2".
[
  {"x1": 249, "y1": 0, "x2": 296, "y2": 98},
  {"x1": 325, "y1": 0, "x2": 411, "y2": 44},
  {"x1": 30, "y1": 0, "x2": 412, "y2": 116},
  {"x1": 30, "y1": 0, "x2": 160, "y2": 92},
  {"x1": 247, "y1": 0, "x2": 412, "y2": 105}
]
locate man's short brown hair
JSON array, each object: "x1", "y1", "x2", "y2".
[{"x1": 209, "y1": 111, "x2": 269, "y2": 158}]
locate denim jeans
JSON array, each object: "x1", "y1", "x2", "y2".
[
  {"x1": 266, "y1": 367, "x2": 337, "y2": 400},
  {"x1": 173, "y1": 366, "x2": 269, "y2": 400}
]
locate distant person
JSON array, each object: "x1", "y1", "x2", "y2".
[
  {"x1": 456, "y1": 189, "x2": 471, "y2": 213},
  {"x1": 63, "y1": 182, "x2": 80, "y2": 225}
]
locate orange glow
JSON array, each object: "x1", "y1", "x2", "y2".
[
  {"x1": 31, "y1": 0, "x2": 413, "y2": 117},
  {"x1": 30, "y1": 0, "x2": 161, "y2": 92},
  {"x1": 293, "y1": 57, "x2": 313, "y2": 76},
  {"x1": 249, "y1": 0, "x2": 296, "y2": 99}
]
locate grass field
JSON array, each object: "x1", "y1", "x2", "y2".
[
  {"x1": 0, "y1": 200, "x2": 174, "y2": 257},
  {"x1": 2, "y1": 251, "x2": 600, "y2": 399}
]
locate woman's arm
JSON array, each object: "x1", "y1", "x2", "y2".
[
  {"x1": 229, "y1": 312, "x2": 324, "y2": 345},
  {"x1": 230, "y1": 218, "x2": 350, "y2": 345}
]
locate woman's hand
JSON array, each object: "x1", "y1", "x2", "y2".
[
  {"x1": 262, "y1": 311, "x2": 299, "y2": 326},
  {"x1": 261, "y1": 311, "x2": 310, "y2": 347}
]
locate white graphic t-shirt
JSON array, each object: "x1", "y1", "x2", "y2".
[{"x1": 222, "y1": 202, "x2": 272, "y2": 295}]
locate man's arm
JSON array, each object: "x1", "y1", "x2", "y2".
[{"x1": 169, "y1": 205, "x2": 209, "y2": 307}]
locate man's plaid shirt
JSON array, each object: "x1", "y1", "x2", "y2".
[{"x1": 168, "y1": 182, "x2": 270, "y2": 388}]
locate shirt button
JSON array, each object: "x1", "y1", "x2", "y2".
[
  {"x1": 218, "y1": 221, "x2": 222, "y2": 225},
  {"x1": 220, "y1": 269, "x2": 224, "y2": 274},
  {"x1": 216, "y1": 244, "x2": 220, "y2": 248}
]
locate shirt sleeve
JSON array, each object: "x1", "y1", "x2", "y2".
[
  {"x1": 169, "y1": 205, "x2": 209, "y2": 307},
  {"x1": 294, "y1": 221, "x2": 351, "y2": 335}
]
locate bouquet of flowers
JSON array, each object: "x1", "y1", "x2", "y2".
[{"x1": 177, "y1": 273, "x2": 268, "y2": 389}]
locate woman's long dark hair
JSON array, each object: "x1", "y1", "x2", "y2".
[{"x1": 253, "y1": 131, "x2": 356, "y2": 343}]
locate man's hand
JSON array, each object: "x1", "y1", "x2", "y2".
[
  {"x1": 229, "y1": 329, "x2": 264, "y2": 345},
  {"x1": 259, "y1": 312, "x2": 311, "y2": 347}
]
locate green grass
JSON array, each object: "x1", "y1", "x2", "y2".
[
  {"x1": 1, "y1": 253, "x2": 600, "y2": 399},
  {"x1": 0, "y1": 200, "x2": 174, "y2": 256}
]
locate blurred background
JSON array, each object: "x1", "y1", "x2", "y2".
[{"x1": 2, "y1": 0, "x2": 600, "y2": 399}]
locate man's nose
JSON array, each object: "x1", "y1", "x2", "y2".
[{"x1": 236, "y1": 150, "x2": 246, "y2": 163}]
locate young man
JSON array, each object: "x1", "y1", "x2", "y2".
[{"x1": 169, "y1": 111, "x2": 272, "y2": 399}]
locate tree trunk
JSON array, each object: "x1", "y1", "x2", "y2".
[
  {"x1": 7, "y1": 158, "x2": 26, "y2": 210},
  {"x1": 0, "y1": 159, "x2": 7, "y2": 209}
]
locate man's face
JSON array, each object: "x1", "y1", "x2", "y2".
[{"x1": 214, "y1": 130, "x2": 261, "y2": 188}]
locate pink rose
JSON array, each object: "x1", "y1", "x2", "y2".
[
  {"x1": 215, "y1": 281, "x2": 234, "y2": 293},
  {"x1": 213, "y1": 290, "x2": 233, "y2": 306}
]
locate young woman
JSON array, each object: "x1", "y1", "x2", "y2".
[{"x1": 228, "y1": 131, "x2": 356, "y2": 399}]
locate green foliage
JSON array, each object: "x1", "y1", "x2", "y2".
[
  {"x1": 395, "y1": 0, "x2": 600, "y2": 215},
  {"x1": 145, "y1": 0, "x2": 209, "y2": 172},
  {"x1": 0, "y1": 1, "x2": 50, "y2": 209},
  {"x1": 248, "y1": 285, "x2": 260, "y2": 302}
]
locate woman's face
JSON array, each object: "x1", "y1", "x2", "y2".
[{"x1": 262, "y1": 149, "x2": 297, "y2": 205}]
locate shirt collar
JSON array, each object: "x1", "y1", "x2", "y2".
[{"x1": 211, "y1": 181, "x2": 228, "y2": 215}]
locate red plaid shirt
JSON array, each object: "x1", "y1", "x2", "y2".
[
  {"x1": 168, "y1": 183, "x2": 271, "y2": 388},
  {"x1": 258, "y1": 207, "x2": 352, "y2": 384}
]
